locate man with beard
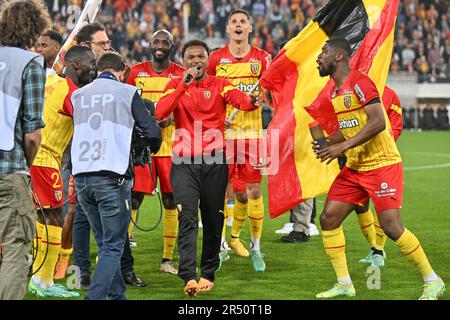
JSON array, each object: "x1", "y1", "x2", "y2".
[
  {"x1": 35, "y1": 30, "x2": 63, "y2": 76},
  {"x1": 28, "y1": 45, "x2": 95, "y2": 298},
  {"x1": 313, "y1": 38, "x2": 445, "y2": 300},
  {"x1": 127, "y1": 30, "x2": 185, "y2": 275}
]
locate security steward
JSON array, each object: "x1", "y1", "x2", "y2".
[
  {"x1": 155, "y1": 39, "x2": 261, "y2": 297},
  {"x1": 71, "y1": 52, "x2": 161, "y2": 300}
]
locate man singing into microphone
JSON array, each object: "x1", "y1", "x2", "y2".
[{"x1": 155, "y1": 39, "x2": 261, "y2": 297}]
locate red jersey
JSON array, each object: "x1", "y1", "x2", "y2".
[
  {"x1": 208, "y1": 46, "x2": 271, "y2": 139},
  {"x1": 155, "y1": 75, "x2": 257, "y2": 157},
  {"x1": 382, "y1": 86, "x2": 402, "y2": 141},
  {"x1": 330, "y1": 70, "x2": 401, "y2": 171}
]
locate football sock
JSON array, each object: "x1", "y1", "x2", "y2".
[
  {"x1": 395, "y1": 228, "x2": 438, "y2": 282},
  {"x1": 128, "y1": 209, "x2": 138, "y2": 238},
  {"x1": 357, "y1": 209, "x2": 376, "y2": 248},
  {"x1": 231, "y1": 199, "x2": 247, "y2": 239},
  {"x1": 374, "y1": 214, "x2": 387, "y2": 251},
  {"x1": 322, "y1": 226, "x2": 350, "y2": 282},
  {"x1": 59, "y1": 247, "x2": 73, "y2": 263},
  {"x1": 39, "y1": 225, "x2": 62, "y2": 288},
  {"x1": 163, "y1": 208, "x2": 178, "y2": 261},
  {"x1": 32, "y1": 222, "x2": 45, "y2": 281},
  {"x1": 222, "y1": 197, "x2": 228, "y2": 238},
  {"x1": 248, "y1": 196, "x2": 264, "y2": 251}
]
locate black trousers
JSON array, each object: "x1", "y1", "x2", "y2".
[{"x1": 171, "y1": 161, "x2": 228, "y2": 284}]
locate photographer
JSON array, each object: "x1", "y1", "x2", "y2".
[{"x1": 71, "y1": 52, "x2": 161, "y2": 300}]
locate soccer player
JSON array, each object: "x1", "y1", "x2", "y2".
[
  {"x1": 29, "y1": 45, "x2": 96, "y2": 298},
  {"x1": 127, "y1": 30, "x2": 185, "y2": 275},
  {"x1": 35, "y1": 30, "x2": 63, "y2": 76},
  {"x1": 356, "y1": 85, "x2": 403, "y2": 268},
  {"x1": 313, "y1": 38, "x2": 445, "y2": 299},
  {"x1": 207, "y1": 9, "x2": 271, "y2": 272}
]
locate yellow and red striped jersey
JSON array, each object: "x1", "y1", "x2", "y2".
[
  {"x1": 330, "y1": 70, "x2": 401, "y2": 171},
  {"x1": 33, "y1": 74, "x2": 78, "y2": 169},
  {"x1": 127, "y1": 61, "x2": 185, "y2": 157},
  {"x1": 382, "y1": 86, "x2": 402, "y2": 141},
  {"x1": 208, "y1": 46, "x2": 271, "y2": 139}
]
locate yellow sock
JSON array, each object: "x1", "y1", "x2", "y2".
[
  {"x1": 374, "y1": 214, "x2": 387, "y2": 250},
  {"x1": 248, "y1": 196, "x2": 264, "y2": 251},
  {"x1": 32, "y1": 222, "x2": 45, "y2": 276},
  {"x1": 163, "y1": 208, "x2": 178, "y2": 260},
  {"x1": 59, "y1": 247, "x2": 73, "y2": 263},
  {"x1": 39, "y1": 225, "x2": 62, "y2": 287},
  {"x1": 128, "y1": 209, "x2": 138, "y2": 238},
  {"x1": 231, "y1": 199, "x2": 247, "y2": 239},
  {"x1": 322, "y1": 226, "x2": 350, "y2": 281},
  {"x1": 222, "y1": 197, "x2": 228, "y2": 238},
  {"x1": 357, "y1": 210, "x2": 376, "y2": 248},
  {"x1": 395, "y1": 228, "x2": 435, "y2": 279}
]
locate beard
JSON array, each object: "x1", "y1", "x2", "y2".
[
  {"x1": 318, "y1": 63, "x2": 335, "y2": 77},
  {"x1": 151, "y1": 50, "x2": 169, "y2": 63}
]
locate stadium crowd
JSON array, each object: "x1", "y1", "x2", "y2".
[{"x1": 42, "y1": 0, "x2": 450, "y2": 82}]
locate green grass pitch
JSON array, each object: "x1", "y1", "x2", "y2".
[{"x1": 26, "y1": 131, "x2": 450, "y2": 300}]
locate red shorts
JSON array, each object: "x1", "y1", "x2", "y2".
[
  {"x1": 67, "y1": 175, "x2": 76, "y2": 205},
  {"x1": 226, "y1": 139, "x2": 264, "y2": 192},
  {"x1": 327, "y1": 163, "x2": 404, "y2": 213},
  {"x1": 30, "y1": 166, "x2": 64, "y2": 208},
  {"x1": 132, "y1": 157, "x2": 173, "y2": 194}
]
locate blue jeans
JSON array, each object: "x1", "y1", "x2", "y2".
[
  {"x1": 73, "y1": 201, "x2": 134, "y2": 277},
  {"x1": 75, "y1": 175, "x2": 131, "y2": 300},
  {"x1": 73, "y1": 202, "x2": 91, "y2": 277}
]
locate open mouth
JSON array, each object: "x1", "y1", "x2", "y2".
[{"x1": 234, "y1": 29, "x2": 243, "y2": 35}]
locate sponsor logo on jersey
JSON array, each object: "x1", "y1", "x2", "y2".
[
  {"x1": 203, "y1": 90, "x2": 211, "y2": 100},
  {"x1": 218, "y1": 65, "x2": 229, "y2": 73},
  {"x1": 339, "y1": 118, "x2": 359, "y2": 129},
  {"x1": 219, "y1": 58, "x2": 232, "y2": 64},
  {"x1": 354, "y1": 83, "x2": 366, "y2": 102},
  {"x1": 236, "y1": 82, "x2": 258, "y2": 93},
  {"x1": 344, "y1": 96, "x2": 352, "y2": 109},
  {"x1": 168, "y1": 73, "x2": 181, "y2": 79},
  {"x1": 137, "y1": 72, "x2": 150, "y2": 77}
]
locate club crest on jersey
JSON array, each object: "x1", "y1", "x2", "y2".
[
  {"x1": 55, "y1": 190, "x2": 63, "y2": 201},
  {"x1": 250, "y1": 63, "x2": 259, "y2": 75},
  {"x1": 203, "y1": 90, "x2": 211, "y2": 100},
  {"x1": 343, "y1": 96, "x2": 352, "y2": 109}
]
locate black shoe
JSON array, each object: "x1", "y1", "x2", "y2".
[
  {"x1": 281, "y1": 231, "x2": 310, "y2": 243},
  {"x1": 80, "y1": 275, "x2": 91, "y2": 290},
  {"x1": 123, "y1": 272, "x2": 147, "y2": 288}
]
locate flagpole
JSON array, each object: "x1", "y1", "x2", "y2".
[
  {"x1": 52, "y1": 0, "x2": 103, "y2": 73},
  {"x1": 226, "y1": 81, "x2": 260, "y2": 122}
]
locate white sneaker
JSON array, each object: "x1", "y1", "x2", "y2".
[
  {"x1": 309, "y1": 223, "x2": 320, "y2": 236},
  {"x1": 275, "y1": 223, "x2": 293, "y2": 234}
]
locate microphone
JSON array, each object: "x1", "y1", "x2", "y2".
[{"x1": 184, "y1": 65, "x2": 201, "y2": 83}]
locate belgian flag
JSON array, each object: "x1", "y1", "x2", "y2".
[{"x1": 260, "y1": 0, "x2": 399, "y2": 218}]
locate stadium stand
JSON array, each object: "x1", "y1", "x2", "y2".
[{"x1": 41, "y1": 0, "x2": 449, "y2": 130}]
